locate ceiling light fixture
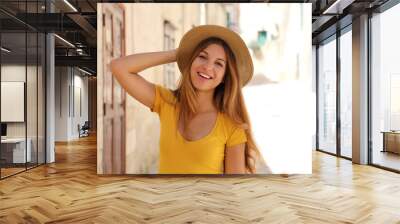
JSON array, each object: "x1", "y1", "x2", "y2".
[
  {"x1": 63, "y1": 0, "x2": 78, "y2": 12},
  {"x1": 54, "y1": 34, "x2": 75, "y2": 48},
  {"x1": 77, "y1": 67, "x2": 93, "y2": 76},
  {"x1": 322, "y1": 0, "x2": 355, "y2": 15},
  {"x1": 1, "y1": 47, "x2": 11, "y2": 53}
]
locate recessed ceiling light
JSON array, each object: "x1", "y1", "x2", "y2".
[
  {"x1": 322, "y1": 0, "x2": 354, "y2": 15},
  {"x1": 63, "y1": 0, "x2": 78, "y2": 12},
  {"x1": 1, "y1": 47, "x2": 11, "y2": 53},
  {"x1": 54, "y1": 34, "x2": 75, "y2": 48},
  {"x1": 77, "y1": 67, "x2": 93, "y2": 76}
]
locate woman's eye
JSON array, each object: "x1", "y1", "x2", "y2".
[
  {"x1": 199, "y1": 55, "x2": 206, "y2": 59},
  {"x1": 216, "y1": 62, "x2": 223, "y2": 67}
]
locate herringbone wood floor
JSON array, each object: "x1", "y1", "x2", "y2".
[{"x1": 1, "y1": 135, "x2": 400, "y2": 224}]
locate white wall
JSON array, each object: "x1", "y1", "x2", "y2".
[
  {"x1": 1, "y1": 65, "x2": 34, "y2": 138},
  {"x1": 1, "y1": 82, "x2": 25, "y2": 122},
  {"x1": 55, "y1": 66, "x2": 68, "y2": 141},
  {"x1": 1, "y1": 65, "x2": 26, "y2": 135},
  {"x1": 55, "y1": 67, "x2": 89, "y2": 141},
  {"x1": 1, "y1": 63, "x2": 46, "y2": 163},
  {"x1": 72, "y1": 73, "x2": 89, "y2": 138}
]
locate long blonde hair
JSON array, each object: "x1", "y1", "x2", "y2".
[{"x1": 173, "y1": 38, "x2": 259, "y2": 173}]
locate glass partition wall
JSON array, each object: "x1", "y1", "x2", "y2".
[
  {"x1": 0, "y1": 30, "x2": 27, "y2": 177},
  {"x1": 339, "y1": 27, "x2": 352, "y2": 159},
  {"x1": 0, "y1": 1, "x2": 46, "y2": 179},
  {"x1": 370, "y1": 3, "x2": 400, "y2": 171},
  {"x1": 317, "y1": 35, "x2": 337, "y2": 155},
  {"x1": 316, "y1": 0, "x2": 400, "y2": 173},
  {"x1": 316, "y1": 27, "x2": 353, "y2": 159}
]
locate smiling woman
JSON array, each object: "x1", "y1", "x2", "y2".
[
  {"x1": 110, "y1": 25, "x2": 259, "y2": 174},
  {"x1": 190, "y1": 42, "x2": 227, "y2": 91}
]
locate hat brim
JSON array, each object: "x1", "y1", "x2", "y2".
[{"x1": 176, "y1": 25, "x2": 253, "y2": 87}]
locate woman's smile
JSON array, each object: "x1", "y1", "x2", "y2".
[{"x1": 197, "y1": 72, "x2": 213, "y2": 80}]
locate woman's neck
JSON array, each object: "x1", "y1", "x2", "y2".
[{"x1": 196, "y1": 90, "x2": 216, "y2": 113}]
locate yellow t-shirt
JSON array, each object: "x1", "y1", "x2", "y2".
[{"x1": 151, "y1": 85, "x2": 247, "y2": 174}]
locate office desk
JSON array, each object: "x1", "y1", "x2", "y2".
[
  {"x1": 1, "y1": 138, "x2": 31, "y2": 163},
  {"x1": 381, "y1": 131, "x2": 400, "y2": 154}
]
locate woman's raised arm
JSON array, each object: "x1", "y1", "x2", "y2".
[{"x1": 110, "y1": 50, "x2": 177, "y2": 109}]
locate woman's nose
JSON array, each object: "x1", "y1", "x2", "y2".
[{"x1": 202, "y1": 61, "x2": 214, "y2": 72}]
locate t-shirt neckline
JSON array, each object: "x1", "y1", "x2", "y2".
[{"x1": 177, "y1": 111, "x2": 220, "y2": 143}]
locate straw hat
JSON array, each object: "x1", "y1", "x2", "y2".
[{"x1": 176, "y1": 25, "x2": 253, "y2": 86}]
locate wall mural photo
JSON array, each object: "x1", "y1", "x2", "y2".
[{"x1": 97, "y1": 3, "x2": 312, "y2": 175}]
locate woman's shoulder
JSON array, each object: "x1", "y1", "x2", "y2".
[
  {"x1": 219, "y1": 112, "x2": 240, "y2": 130},
  {"x1": 151, "y1": 85, "x2": 177, "y2": 114},
  {"x1": 155, "y1": 84, "x2": 177, "y2": 105},
  {"x1": 218, "y1": 112, "x2": 247, "y2": 143}
]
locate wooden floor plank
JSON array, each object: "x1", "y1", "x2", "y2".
[{"x1": 0, "y1": 134, "x2": 399, "y2": 223}]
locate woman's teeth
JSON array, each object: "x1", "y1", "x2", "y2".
[{"x1": 198, "y1": 72, "x2": 212, "y2": 79}]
